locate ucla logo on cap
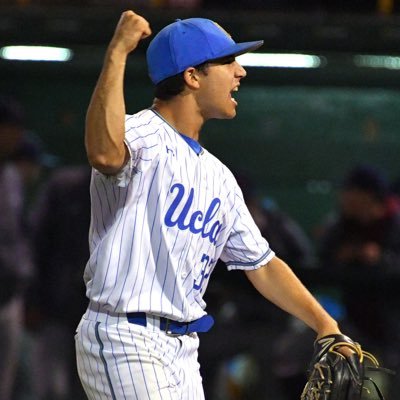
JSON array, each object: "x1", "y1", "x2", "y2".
[{"x1": 211, "y1": 21, "x2": 232, "y2": 39}]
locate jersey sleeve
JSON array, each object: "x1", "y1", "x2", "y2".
[
  {"x1": 106, "y1": 111, "x2": 161, "y2": 187},
  {"x1": 219, "y1": 183, "x2": 275, "y2": 271}
]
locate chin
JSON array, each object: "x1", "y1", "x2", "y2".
[
  {"x1": 208, "y1": 105, "x2": 237, "y2": 120},
  {"x1": 221, "y1": 107, "x2": 237, "y2": 119},
  {"x1": 227, "y1": 110, "x2": 237, "y2": 119}
]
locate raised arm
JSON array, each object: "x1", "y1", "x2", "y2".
[
  {"x1": 245, "y1": 256, "x2": 340, "y2": 338},
  {"x1": 85, "y1": 11, "x2": 151, "y2": 175}
]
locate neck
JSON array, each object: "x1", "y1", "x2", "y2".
[{"x1": 152, "y1": 97, "x2": 204, "y2": 141}]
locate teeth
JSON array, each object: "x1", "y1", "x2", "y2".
[{"x1": 232, "y1": 87, "x2": 239, "y2": 92}]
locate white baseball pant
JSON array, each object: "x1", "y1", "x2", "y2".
[{"x1": 75, "y1": 310, "x2": 205, "y2": 399}]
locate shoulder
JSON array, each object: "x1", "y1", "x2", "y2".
[
  {"x1": 202, "y1": 149, "x2": 236, "y2": 179},
  {"x1": 125, "y1": 109, "x2": 158, "y2": 128},
  {"x1": 125, "y1": 109, "x2": 177, "y2": 149}
]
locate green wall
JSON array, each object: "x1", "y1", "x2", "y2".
[
  {"x1": 3, "y1": 66, "x2": 400, "y2": 234},
  {"x1": 201, "y1": 86, "x2": 400, "y2": 234}
]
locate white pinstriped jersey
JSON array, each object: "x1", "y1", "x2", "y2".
[{"x1": 84, "y1": 108, "x2": 274, "y2": 322}]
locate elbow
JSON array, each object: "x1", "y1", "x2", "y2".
[
  {"x1": 86, "y1": 149, "x2": 127, "y2": 175},
  {"x1": 85, "y1": 128, "x2": 128, "y2": 175}
]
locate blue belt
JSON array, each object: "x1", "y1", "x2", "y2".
[{"x1": 126, "y1": 312, "x2": 214, "y2": 336}]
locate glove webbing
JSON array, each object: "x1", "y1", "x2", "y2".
[{"x1": 307, "y1": 341, "x2": 392, "y2": 400}]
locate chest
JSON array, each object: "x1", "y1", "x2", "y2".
[{"x1": 141, "y1": 144, "x2": 233, "y2": 247}]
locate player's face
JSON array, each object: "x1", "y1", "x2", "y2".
[
  {"x1": 340, "y1": 189, "x2": 385, "y2": 224},
  {"x1": 196, "y1": 56, "x2": 247, "y2": 120}
]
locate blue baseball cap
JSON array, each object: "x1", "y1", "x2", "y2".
[{"x1": 146, "y1": 18, "x2": 264, "y2": 84}]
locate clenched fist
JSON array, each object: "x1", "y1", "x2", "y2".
[{"x1": 109, "y1": 11, "x2": 152, "y2": 55}]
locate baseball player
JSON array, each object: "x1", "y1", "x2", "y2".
[{"x1": 75, "y1": 10, "x2": 347, "y2": 399}]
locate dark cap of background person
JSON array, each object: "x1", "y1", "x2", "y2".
[
  {"x1": 146, "y1": 17, "x2": 263, "y2": 84},
  {"x1": 342, "y1": 164, "x2": 390, "y2": 201},
  {"x1": 0, "y1": 95, "x2": 25, "y2": 127}
]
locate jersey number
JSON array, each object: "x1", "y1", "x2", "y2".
[{"x1": 193, "y1": 253, "x2": 215, "y2": 292}]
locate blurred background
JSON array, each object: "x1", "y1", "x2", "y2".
[{"x1": 1, "y1": 0, "x2": 400, "y2": 399}]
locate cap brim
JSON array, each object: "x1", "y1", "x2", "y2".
[
  {"x1": 210, "y1": 40, "x2": 264, "y2": 61},
  {"x1": 231, "y1": 40, "x2": 264, "y2": 57}
]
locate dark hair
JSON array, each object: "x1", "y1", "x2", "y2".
[
  {"x1": 154, "y1": 62, "x2": 209, "y2": 101},
  {"x1": 342, "y1": 165, "x2": 390, "y2": 201},
  {"x1": 154, "y1": 73, "x2": 186, "y2": 101}
]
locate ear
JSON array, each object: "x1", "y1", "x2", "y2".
[{"x1": 183, "y1": 67, "x2": 201, "y2": 89}]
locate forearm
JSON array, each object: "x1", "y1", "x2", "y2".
[
  {"x1": 85, "y1": 46, "x2": 128, "y2": 174},
  {"x1": 245, "y1": 256, "x2": 339, "y2": 337},
  {"x1": 85, "y1": 11, "x2": 151, "y2": 175}
]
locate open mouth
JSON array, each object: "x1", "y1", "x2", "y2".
[{"x1": 231, "y1": 86, "x2": 239, "y2": 105}]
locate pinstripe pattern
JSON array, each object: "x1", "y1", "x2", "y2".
[
  {"x1": 76, "y1": 313, "x2": 204, "y2": 399},
  {"x1": 94, "y1": 322, "x2": 117, "y2": 400},
  {"x1": 76, "y1": 108, "x2": 275, "y2": 398},
  {"x1": 83, "y1": 109, "x2": 274, "y2": 320}
]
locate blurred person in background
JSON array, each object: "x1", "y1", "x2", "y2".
[
  {"x1": 316, "y1": 164, "x2": 400, "y2": 369},
  {"x1": 235, "y1": 171, "x2": 314, "y2": 269},
  {"x1": 10, "y1": 133, "x2": 46, "y2": 187},
  {"x1": 318, "y1": 164, "x2": 400, "y2": 271},
  {"x1": 267, "y1": 164, "x2": 400, "y2": 399},
  {"x1": 9, "y1": 132, "x2": 57, "y2": 218},
  {"x1": 29, "y1": 165, "x2": 91, "y2": 400},
  {"x1": 9, "y1": 132, "x2": 57, "y2": 400},
  {"x1": 0, "y1": 95, "x2": 34, "y2": 400}
]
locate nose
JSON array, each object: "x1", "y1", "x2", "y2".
[{"x1": 235, "y1": 61, "x2": 247, "y2": 78}]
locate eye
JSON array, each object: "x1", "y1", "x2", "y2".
[
  {"x1": 208, "y1": 56, "x2": 236, "y2": 66},
  {"x1": 221, "y1": 56, "x2": 236, "y2": 65}
]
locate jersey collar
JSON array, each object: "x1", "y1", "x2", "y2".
[
  {"x1": 150, "y1": 108, "x2": 204, "y2": 156},
  {"x1": 178, "y1": 133, "x2": 203, "y2": 155}
]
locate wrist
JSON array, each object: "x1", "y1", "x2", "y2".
[
  {"x1": 106, "y1": 43, "x2": 129, "y2": 64},
  {"x1": 316, "y1": 319, "x2": 340, "y2": 339}
]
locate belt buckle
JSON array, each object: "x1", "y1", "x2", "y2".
[{"x1": 164, "y1": 319, "x2": 187, "y2": 337}]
